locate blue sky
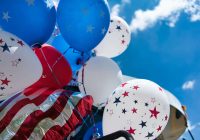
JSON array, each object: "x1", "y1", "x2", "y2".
[{"x1": 109, "y1": 0, "x2": 200, "y2": 139}]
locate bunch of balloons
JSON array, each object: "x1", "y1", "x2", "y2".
[{"x1": 0, "y1": 0, "x2": 186, "y2": 140}]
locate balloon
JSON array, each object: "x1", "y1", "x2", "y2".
[
  {"x1": 30, "y1": 44, "x2": 72, "y2": 89},
  {"x1": 57, "y1": 0, "x2": 110, "y2": 52},
  {"x1": 84, "y1": 122, "x2": 103, "y2": 140},
  {"x1": 78, "y1": 56, "x2": 123, "y2": 107},
  {"x1": 51, "y1": 35, "x2": 92, "y2": 73},
  {"x1": 0, "y1": 87, "x2": 93, "y2": 139},
  {"x1": 122, "y1": 75, "x2": 137, "y2": 83},
  {"x1": 103, "y1": 79, "x2": 170, "y2": 140},
  {"x1": 0, "y1": 0, "x2": 56, "y2": 46},
  {"x1": 157, "y1": 90, "x2": 187, "y2": 140},
  {"x1": 94, "y1": 16, "x2": 131, "y2": 58},
  {"x1": 0, "y1": 31, "x2": 42, "y2": 101}
]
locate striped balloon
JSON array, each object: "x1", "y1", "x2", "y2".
[{"x1": 0, "y1": 88, "x2": 93, "y2": 140}]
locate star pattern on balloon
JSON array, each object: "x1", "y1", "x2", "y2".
[
  {"x1": 45, "y1": 0, "x2": 54, "y2": 9},
  {"x1": 156, "y1": 125, "x2": 162, "y2": 132},
  {"x1": 116, "y1": 25, "x2": 122, "y2": 31},
  {"x1": 103, "y1": 80, "x2": 170, "y2": 140},
  {"x1": 127, "y1": 127, "x2": 136, "y2": 135},
  {"x1": 145, "y1": 132, "x2": 154, "y2": 139},
  {"x1": 26, "y1": 0, "x2": 35, "y2": 6},
  {"x1": 122, "y1": 91, "x2": 129, "y2": 97},
  {"x1": 0, "y1": 38, "x2": 4, "y2": 44},
  {"x1": 121, "y1": 83, "x2": 127, "y2": 87},
  {"x1": 87, "y1": 25, "x2": 95, "y2": 33},
  {"x1": 139, "y1": 121, "x2": 147, "y2": 128},
  {"x1": 17, "y1": 40, "x2": 24, "y2": 47},
  {"x1": 149, "y1": 107, "x2": 160, "y2": 119},
  {"x1": 131, "y1": 108, "x2": 137, "y2": 114},
  {"x1": 11, "y1": 58, "x2": 22, "y2": 67},
  {"x1": 1, "y1": 77, "x2": 11, "y2": 86},
  {"x1": 133, "y1": 85, "x2": 140, "y2": 90},
  {"x1": 2, "y1": 11, "x2": 11, "y2": 22},
  {"x1": 0, "y1": 43, "x2": 10, "y2": 52},
  {"x1": 113, "y1": 97, "x2": 121, "y2": 106},
  {"x1": 101, "y1": 27, "x2": 106, "y2": 35},
  {"x1": 122, "y1": 108, "x2": 127, "y2": 114}
]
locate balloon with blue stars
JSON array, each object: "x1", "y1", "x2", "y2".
[
  {"x1": 57, "y1": 0, "x2": 110, "y2": 52},
  {"x1": 51, "y1": 34, "x2": 92, "y2": 74},
  {"x1": 0, "y1": 0, "x2": 56, "y2": 46}
]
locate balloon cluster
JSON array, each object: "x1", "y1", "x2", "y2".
[{"x1": 0, "y1": 0, "x2": 185, "y2": 140}]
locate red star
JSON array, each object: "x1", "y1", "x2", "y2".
[
  {"x1": 157, "y1": 126, "x2": 162, "y2": 132},
  {"x1": 159, "y1": 87, "x2": 163, "y2": 92},
  {"x1": 127, "y1": 127, "x2": 136, "y2": 135},
  {"x1": 1, "y1": 77, "x2": 11, "y2": 86},
  {"x1": 0, "y1": 38, "x2": 4, "y2": 44},
  {"x1": 122, "y1": 91, "x2": 129, "y2": 97},
  {"x1": 133, "y1": 85, "x2": 139, "y2": 90},
  {"x1": 121, "y1": 83, "x2": 127, "y2": 87},
  {"x1": 149, "y1": 107, "x2": 160, "y2": 119},
  {"x1": 165, "y1": 115, "x2": 168, "y2": 121},
  {"x1": 131, "y1": 108, "x2": 137, "y2": 113},
  {"x1": 121, "y1": 40, "x2": 125, "y2": 44},
  {"x1": 17, "y1": 40, "x2": 24, "y2": 46}
]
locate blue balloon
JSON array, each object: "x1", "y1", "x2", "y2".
[
  {"x1": 0, "y1": 0, "x2": 56, "y2": 46},
  {"x1": 84, "y1": 122, "x2": 103, "y2": 140},
  {"x1": 57, "y1": 0, "x2": 110, "y2": 52},
  {"x1": 51, "y1": 35, "x2": 92, "y2": 73}
]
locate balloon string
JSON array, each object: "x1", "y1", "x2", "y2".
[
  {"x1": 40, "y1": 49, "x2": 62, "y2": 87},
  {"x1": 183, "y1": 109, "x2": 195, "y2": 140},
  {"x1": 52, "y1": 47, "x2": 71, "y2": 68}
]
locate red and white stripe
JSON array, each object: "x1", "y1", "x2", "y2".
[{"x1": 0, "y1": 88, "x2": 93, "y2": 140}]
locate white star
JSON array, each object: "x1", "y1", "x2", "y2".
[
  {"x1": 2, "y1": 12, "x2": 11, "y2": 22},
  {"x1": 102, "y1": 27, "x2": 106, "y2": 34},
  {"x1": 26, "y1": 0, "x2": 35, "y2": 6},
  {"x1": 45, "y1": 0, "x2": 54, "y2": 9},
  {"x1": 87, "y1": 25, "x2": 95, "y2": 33}
]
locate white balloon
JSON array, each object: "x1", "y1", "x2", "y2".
[
  {"x1": 157, "y1": 90, "x2": 187, "y2": 140},
  {"x1": 94, "y1": 16, "x2": 131, "y2": 58},
  {"x1": 0, "y1": 31, "x2": 42, "y2": 100},
  {"x1": 122, "y1": 75, "x2": 137, "y2": 83},
  {"x1": 78, "y1": 56, "x2": 123, "y2": 107},
  {"x1": 103, "y1": 79, "x2": 170, "y2": 140}
]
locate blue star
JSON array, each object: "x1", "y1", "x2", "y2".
[
  {"x1": 116, "y1": 25, "x2": 122, "y2": 31},
  {"x1": 113, "y1": 97, "x2": 121, "y2": 106},
  {"x1": 145, "y1": 132, "x2": 154, "y2": 139},
  {"x1": 139, "y1": 121, "x2": 147, "y2": 128},
  {"x1": 122, "y1": 108, "x2": 127, "y2": 114},
  {"x1": 1, "y1": 43, "x2": 10, "y2": 52}
]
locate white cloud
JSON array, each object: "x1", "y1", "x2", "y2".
[
  {"x1": 188, "y1": 120, "x2": 200, "y2": 131},
  {"x1": 111, "y1": 4, "x2": 121, "y2": 17},
  {"x1": 129, "y1": 0, "x2": 200, "y2": 33},
  {"x1": 111, "y1": 0, "x2": 131, "y2": 17},
  {"x1": 182, "y1": 80, "x2": 196, "y2": 90}
]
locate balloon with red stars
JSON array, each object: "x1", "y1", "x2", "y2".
[
  {"x1": 103, "y1": 79, "x2": 170, "y2": 140},
  {"x1": 94, "y1": 16, "x2": 131, "y2": 58},
  {"x1": 0, "y1": 31, "x2": 42, "y2": 101}
]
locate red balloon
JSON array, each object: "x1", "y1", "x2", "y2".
[{"x1": 30, "y1": 44, "x2": 72, "y2": 89}]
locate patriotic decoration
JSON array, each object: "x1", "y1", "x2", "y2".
[
  {"x1": 78, "y1": 56, "x2": 123, "y2": 107},
  {"x1": 0, "y1": 87, "x2": 93, "y2": 139},
  {"x1": 0, "y1": 31, "x2": 42, "y2": 101},
  {"x1": 94, "y1": 16, "x2": 131, "y2": 58},
  {"x1": 30, "y1": 44, "x2": 72, "y2": 89},
  {"x1": 103, "y1": 79, "x2": 170, "y2": 140},
  {"x1": 57, "y1": 0, "x2": 110, "y2": 52},
  {"x1": 0, "y1": 0, "x2": 56, "y2": 46}
]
